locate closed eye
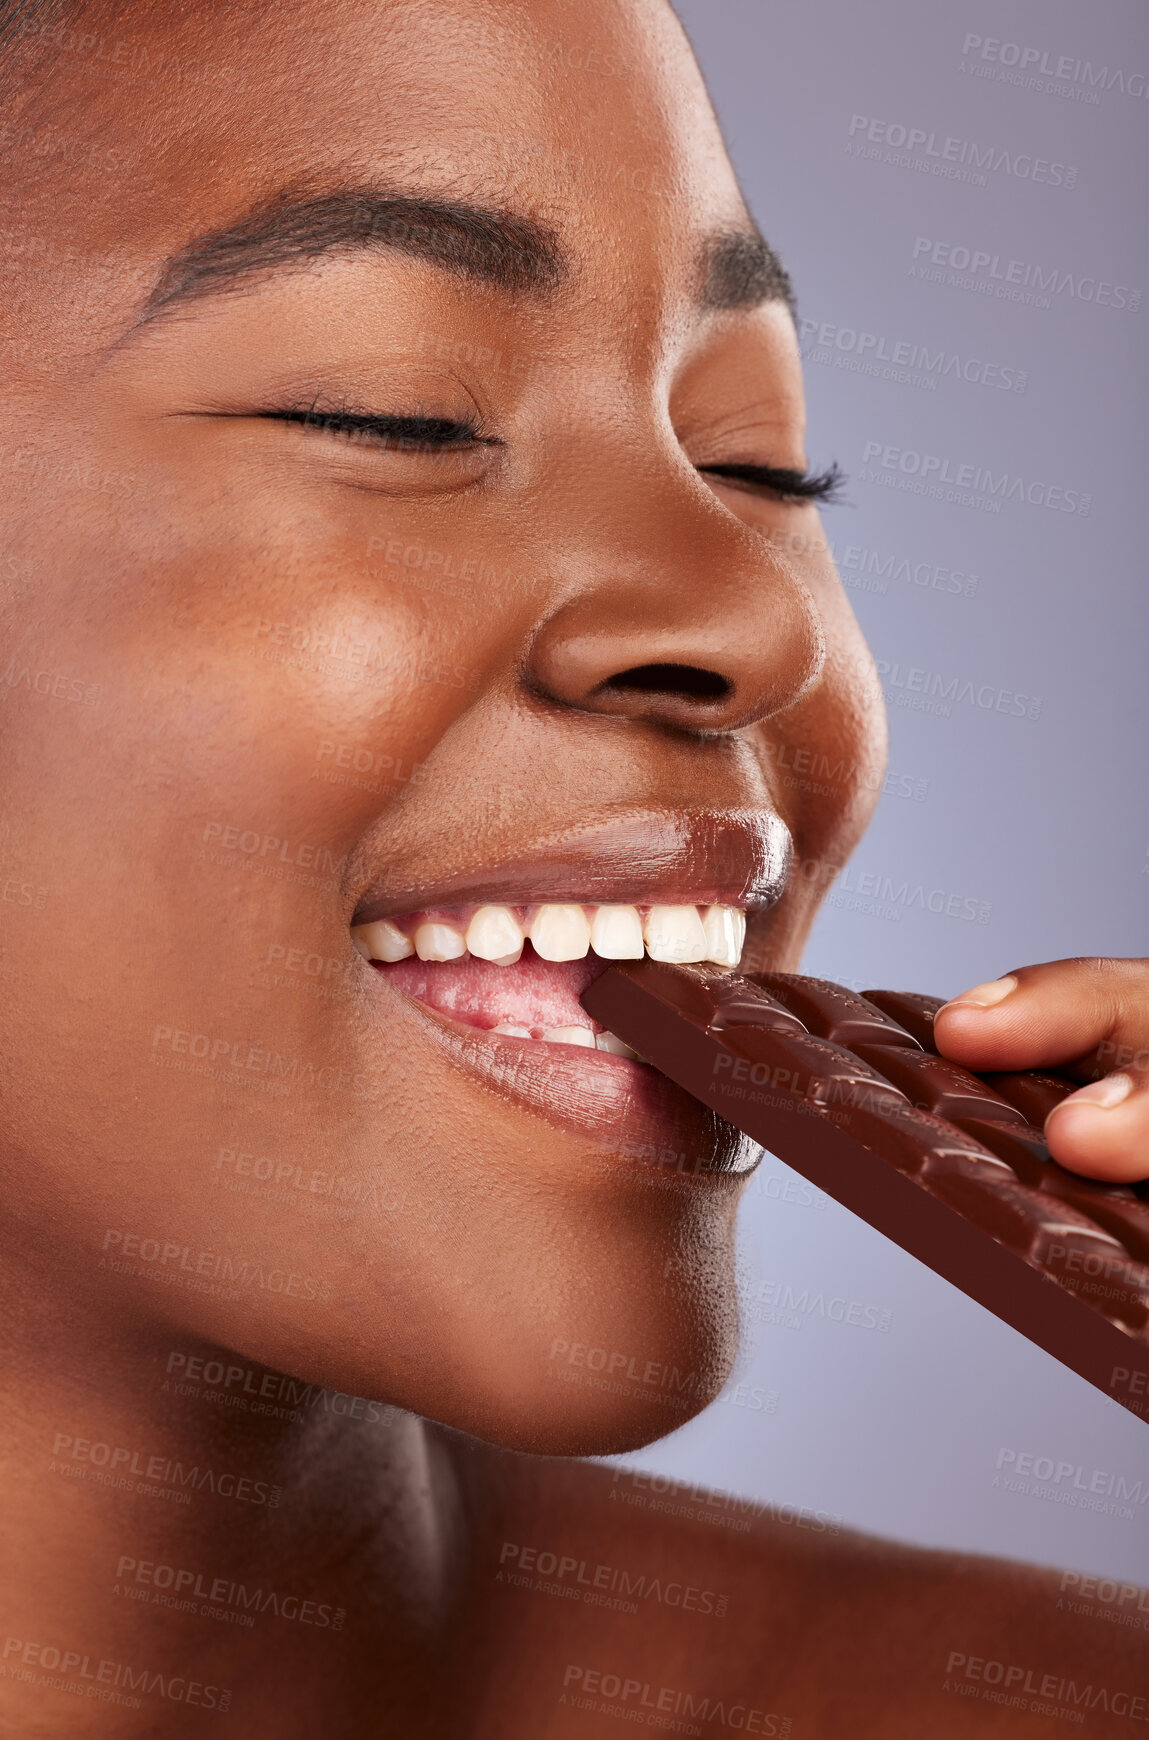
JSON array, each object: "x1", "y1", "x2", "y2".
[
  {"x1": 256, "y1": 404, "x2": 500, "y2": 452},
  {"x1": 698, "y1": 461, "x2": 845, "y2": 504}
]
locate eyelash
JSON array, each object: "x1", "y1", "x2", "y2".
[
  {"x1": 259, "y1": 404, "x2": 493, "y2": 451},
  {"x1": 697, "y1": 461, "x2": 846, "y2": 505},
  {"x1": 259, "y1": 405, "x2": 845, "y2": 504}
]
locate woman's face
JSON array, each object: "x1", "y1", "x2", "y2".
[{"x1": 0, "y1": 0, "x2": 884, "y2": 1453}]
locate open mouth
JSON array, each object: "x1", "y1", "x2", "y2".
[
  {"x1": 343, "y1": 808, "x2": 786, "y2": 1160},
  {"x1": 351, "y1": 902, "x2": 746, "y2": 1056}
]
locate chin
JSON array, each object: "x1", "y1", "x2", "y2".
[{"x1": 413, "y1": 1220, "x2": 744, "y2": 1458}]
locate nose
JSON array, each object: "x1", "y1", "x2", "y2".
[{"x1": 522, "y1": 470, "x2": 825, "y2": 736}]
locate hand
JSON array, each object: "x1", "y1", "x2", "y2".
[{"x1": 933, "y1": 957, "x2": 1149, "y2": 1184}]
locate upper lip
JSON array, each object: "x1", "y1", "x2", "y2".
[{"x1": 351, "y1": 808, "x2": 792, "y2": 926}]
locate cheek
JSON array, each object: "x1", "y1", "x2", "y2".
[
  {"x1": 0, "y1": 513, "x2": 486, "y2": 1209},
  {"x1": 770, "y1": 563, "x2": 886, "y2": 827},
  {"x1": 746, "y1": 578, "x2": 886, "y2": 966},
  {"x1": 10, "y1": 496, "x2": 488, "y2": 861}
]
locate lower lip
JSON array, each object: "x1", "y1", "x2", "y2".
[{"x1": 361, "y1": 962, "x2": 758, "y2": 1180}]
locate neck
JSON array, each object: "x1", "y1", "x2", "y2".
[{"x1": 2, "y1": 1279, "x2": 466, "y2": 1737}]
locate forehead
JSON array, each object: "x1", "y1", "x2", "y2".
[{"x1": 12, "y1": 0, "x2": 751, "y2": 322}]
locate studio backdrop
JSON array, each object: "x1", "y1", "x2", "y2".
[{"x1": 614, "y1": 0, "x2": 1149, "y2": 1586}]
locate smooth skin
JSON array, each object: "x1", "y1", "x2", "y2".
[
  {"x1": 938, "y1": 960, "x2": 1149, "y2": 1183},
  {"x1": 0, "y1": 0, "x2": 1144, "y2": 1735}
]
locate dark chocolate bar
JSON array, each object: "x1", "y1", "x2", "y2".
[{"x1": 580, "y1": 962, "x2": 1149, "y2": 1423}]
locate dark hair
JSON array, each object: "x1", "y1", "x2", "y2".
[
  {"x1": 0, "y1": 0, "x2": 76, "y2": 107},
  {"x1": 0, "y1": 0, "x2": 74, "y2": 50},
  {"x1": 0, "y1": 0, "x2": 797, "y2": 326}
]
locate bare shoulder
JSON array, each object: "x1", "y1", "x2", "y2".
[{"x1": 445, "y1": 1435, "x2": 1149, "y2": 1738}]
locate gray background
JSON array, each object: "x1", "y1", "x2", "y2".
[{"x1": 614, "y1": 0, "x2": 1149, "y2": 1581}]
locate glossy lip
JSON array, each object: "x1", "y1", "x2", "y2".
[
  {"x1": 362, "y1": 962, "x2": 760, "y2": 1179},
  {"x1": 350, "y1": 808, "x2": 791, "y2": 926},
  {"x1": 346, "y1": 808, "x2": 785, "y2": 1175}
]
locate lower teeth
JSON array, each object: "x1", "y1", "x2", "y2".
[
  {"x1": 489, "y1": 1022, "x2": 637, "y2": 1059},
  {"x1": 542, "y1": 1025, "x2": 596, "y2": 1048},
  {"x1": 593, "y1": 1030, "x2": 639, "y2": 1059}
]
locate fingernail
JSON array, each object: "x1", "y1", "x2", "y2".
[
  {"x1": 940, "y1": 975, "x2": 1018, "y2": 1012},
  {"x1": 1056, "y1": 1073, "x2": 1134, "y2": 1112}
]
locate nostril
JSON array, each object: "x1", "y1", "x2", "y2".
[{"x1": 595, "y1": 663, "x2": 732, "y2": 702}]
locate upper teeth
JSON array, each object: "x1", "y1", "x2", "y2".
[
  {"x1": 351, "y1": 917, "x2": 411, "y2": 962},
  {"x1": 590, "y1": 905, "x2": 644, "y2": 959},
  {"x1": 467, "y1": 905, "x2": 524, "y2": 965},
  {"x1": 528, "y1": 904, "x2": 590, "y2": 962},
  {"x1": 351, "y1": 902, "x2": 745, "y2": 967},
  {"x1": 642, "y1": 905, "x2": 707, "y2": 963}
]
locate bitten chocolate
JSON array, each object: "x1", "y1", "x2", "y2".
[{"x1": 580, "y1": 962, "x2": 1149, "y2": 1423}]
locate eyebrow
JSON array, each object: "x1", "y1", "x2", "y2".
[
  {"x1": 132, "y1": 185, "x2": 793, "y2": 330},
  {"x1": 700, "y1": 229, "x2": 795, "y2": 318},
  {"x1": 137, "y1": 185, "x2": 569, "y2": 325}
]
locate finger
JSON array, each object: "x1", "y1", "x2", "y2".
[
  {"x1": 1044, "y1": 1070, "x2": 1149, "y2": 1184},
  {"x1": 931, "y1": 958, "x2": 1149, "y2": 1183},
  {"x1": 932, "y1": 958, "x2": 1149, "y2": 1077}
]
